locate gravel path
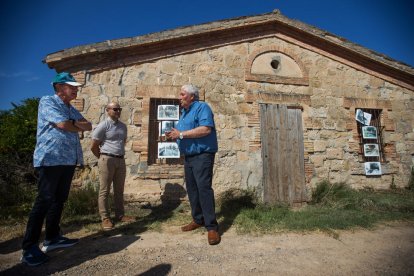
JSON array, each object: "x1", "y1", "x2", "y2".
[{"x1": 1, "y1": 222, "x2": 413, "y2": 275}]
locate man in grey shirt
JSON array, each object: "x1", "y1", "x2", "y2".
[{"x1": 91, "y1": 102, "x2": 135, "y2": 230}]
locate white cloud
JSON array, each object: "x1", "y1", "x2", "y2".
[
  {"x1": 25, "y1": 76, "x2": 40, "y2": 82},
  {"x1": 0, "y1": 71, "x2": 40, "y2": 82}
]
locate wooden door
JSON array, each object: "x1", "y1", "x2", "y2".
[{"x1": 260, "y1": 104, "x2": 306, "y2": 205}]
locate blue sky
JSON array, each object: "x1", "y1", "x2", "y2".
[{"x1": 1, "y1": 0, "x2": 413, "y2": 111}]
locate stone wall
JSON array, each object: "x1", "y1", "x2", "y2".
[{"x1": 71, "y1": 35, "x2": 414, "y2": 204}]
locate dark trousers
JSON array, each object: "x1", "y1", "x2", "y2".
[
  {"x1": 184, "y1": 152, "x2": 218, "y2": 231},
  {"x1": 22, "y1": 165, "x2": 75, "y2": 250}
]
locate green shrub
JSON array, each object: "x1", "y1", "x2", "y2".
[
  {"x1": 0, "y1": 181, "x2": 36, "y2": 220},
  {"x1": 0, "y1": 98, "x2": 39, "y2": 221},
  {"x1": 311, "y1": 180, "x2": 356, "y2": 208},
  {"x1": 64, "y1": 182, "x2": 100, "y2": 217}
]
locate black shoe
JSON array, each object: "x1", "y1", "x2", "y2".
[
  {"x1": 21, "y1": 245, "x2": 50, "y2": 266},
  {"x1": 41, "y1": 235, "x2": 79, "y2": 253}
]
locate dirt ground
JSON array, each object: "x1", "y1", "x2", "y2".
[{"x1": 1, "y1": 221, "x2": 413, "y2": 276}]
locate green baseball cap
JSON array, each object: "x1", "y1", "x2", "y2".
[{"x1": 52, "y1": 72, "x2": 82, "y2": 86}]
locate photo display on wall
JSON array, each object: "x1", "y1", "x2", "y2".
[
  {"x1": 363, "y1": 144, "x2": 379, "y2": 157},
  {"x1": 157, "y1": 105, "x2": 179, "y2": 120},
  {"x1": 159, "y1": 120, "x2": 178, "y2": 136},
  {"x1": 158, "y1": 142, "x2": 180, "y2": 158},
  {"x1": 157, "y1": 105, "x2": 180, "y2": 159},
  {"x1": 355, "y1": 109, "x2": 382, "y2": 176},
  {"x1": 364, "y1": 162, "x2": 382, "y2": 176},
  {"x1": 355, "y1": 109, "x2": 372, "y2": 125},
  {"x1": 362, "y1": 126, "x2": 377, "y2": 139}
]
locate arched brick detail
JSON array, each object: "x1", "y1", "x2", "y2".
[{"x1": 245, "y1": 45, "x2": 309, "y2": 85}]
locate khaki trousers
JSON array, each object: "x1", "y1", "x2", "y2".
[{"x1": 98, "y1": 155, "x2": 126, "y2": 220}]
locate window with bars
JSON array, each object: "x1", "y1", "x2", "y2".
[
  {"x1": 355, "y1": 108, "x2": 385, "y2": 163},
  {"x1": 148, "y1": 98, "x2": 184, "y2": 165}
]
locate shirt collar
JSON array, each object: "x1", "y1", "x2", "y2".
[
  {"x1": 107, "y1": 117, "x2": 118, "y2": 124},
  {"x1": 53, "y1": 94, "x2": 71, "y2": 108},
  {"x1": 182, "y1": 101, "x2": 198, "y2": 114}
]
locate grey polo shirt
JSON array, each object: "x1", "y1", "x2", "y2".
[{"x1": 92, "y1": 118, "x2": 127, "y2": 156}]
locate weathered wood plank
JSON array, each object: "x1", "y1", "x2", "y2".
[{"x1": 261, "y1": 104, "x2": 306, "y2": 205}]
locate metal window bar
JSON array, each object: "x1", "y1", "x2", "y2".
[
  {"x1": 148, "y1": 98, "x2": 184, "y2": 165},
  {"x1": 356, "y1": 108, "x2": 385, "y2": 163}
]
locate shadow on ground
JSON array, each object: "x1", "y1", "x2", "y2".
[
  {"x1": 137, "y1": 263, "x2": 172, "y2": 276},
  {"x1": 0, "y1": 183, "x2": 185, "y2": 275},
  {"x1": 216, "y1": 188, "x2": 256, "y2": 234}
]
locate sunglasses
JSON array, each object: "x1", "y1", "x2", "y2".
[{"x1": 109, "y1": 108, "x2": 122, "y2": 112}]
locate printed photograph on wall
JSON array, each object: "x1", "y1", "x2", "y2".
[
  {"x1": 158, "y1": 142, "x2": 180, "y2": 158},
  {"x1": 157, "y1": 105, "x2": 179, "y2": 120},
  {"x1": 355, "y1": 109, "x2": 372, "y2": 125},
  {"x1": 362, "y1": 126, "x2": 377, "y2": 139},
  {"x1": 364, "y1": 162, "x2": 382, "y2": 176},
  {"x1": 159, "y1": 121, "x2": 178, "y2": 136},
  {"x1": 363, "y1": 144, "x2": 380, "y2": 157}
]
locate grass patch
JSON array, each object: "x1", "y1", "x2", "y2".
[
  {"x1": 1, "y1": 180, "x2": 413, "y2": 241},
  {"x1": 230, "y1": 181, "x2": 414, "y2": 234}
]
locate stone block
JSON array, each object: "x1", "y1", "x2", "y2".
[
  {"x1": 81, "y1": 85, "x2": 101, "y2": 97},
  {"x1": 323, "y1": 120, "x2": 336, "y2": 130},
  {"x1": 103, "y1": 84, "x2": 122, "y2": 97},
  {"x1": 224, "y1": 54, "x2": 244, "y2": 68},
  {"x1": 123, "y1": 85, "x2": 138, "y2": 98},
  {"x1": 238, "y1": 103, "x2": 253, "y2": 114},
  {"x1": 72, "y1": 98, "x2": 84, "y2": 111},
  {"x1": 232, "y1": 139, "x2": 248, "y2": 151},
  {"x1": 236, "y1": 151, "x2": 249, "y2": 162},
  {"x1": 85, "y1": 95, "x2": 108, "y2": 124},
  {"x1": 310, "y1": 155, "x2": 324, "y2": 167},
  {"x1": 72, "y1": 71, "x2": 86, "y2": 85},
  {"x1": 126, "y1": 179, "x2": 162, "y2": 198},
  {"x1": 132, "y1": 140, "x2": 147, "y2": 152},
  {"x1": 133, "y1": 110, "x2": 142, "y2": 126},
  {"x1": 160, "y1": 62, "x2": 179, "y2": 75},
  {"x1": 326, "y1": 148, "x2": 344, "y2": 159},
  {"x1": 196, "y1": 63, "x2": 215, "y2": 75},
  {"x1": 220, "y1": 129, "x2": 236, "y2": 140},
  {"x1": 304, "y1": 141, "x2": 314, "y2": 153},
  {"x1": 314, "y1": 140, "x2": 327, "y2": 152}
]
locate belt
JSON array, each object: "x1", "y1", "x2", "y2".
[{"x1": 101, "y1": 153, "x2": 124, "y2": 159}]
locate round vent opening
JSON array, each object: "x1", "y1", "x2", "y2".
[{"x1": 270, "y1": 59, "x2": 280, "y2": 70}]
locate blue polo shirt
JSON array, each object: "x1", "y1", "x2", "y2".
[
  {"x1": 176, "y1": 101, "x2": 218, "y2": 156},
  {"x1": 33, "y1": 94, "x2": 84, "y2": 167}
]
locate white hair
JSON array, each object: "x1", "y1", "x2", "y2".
[{"x1": 181, "y1": 84, "x2": 199, "y2": 101}]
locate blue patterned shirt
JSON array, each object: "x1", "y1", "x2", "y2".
[{"x1": 33, "y1": 94, "x2": 84, "y2": 167}]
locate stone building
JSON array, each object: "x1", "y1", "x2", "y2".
[{"x1": 43, "y1": 10, "x2": 414, "y2": 205}]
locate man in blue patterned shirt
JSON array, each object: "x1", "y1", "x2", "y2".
[{"x1": 21, "y1": 72, "x2": 92, "y2": 266}]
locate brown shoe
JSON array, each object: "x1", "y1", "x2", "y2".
[
  {"x1": 102, "y1": 218, "x2": 114, "y2": 230},
  {"x1": 208, "y1": 230, "x2": 221, "y2": 245},
  {"x1": 181, "y1": 221, "x2": 204, "y2": 232},
  {"x1": 117, "y1": 215, "x2": 136, "y2": 223}
]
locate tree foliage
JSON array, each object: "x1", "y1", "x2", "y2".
[
  {"x1": 0, "y1": 98, "x2": 39, "y2": 154},
  {"x1": 0, "y1": 98, "x2": 39, "y2": 217}
]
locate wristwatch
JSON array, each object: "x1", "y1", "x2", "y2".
[{"x1": 179, "y1": 132, "x2": 183, "y2": 140}]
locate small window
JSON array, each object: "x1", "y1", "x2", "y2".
[
  {"x1": 148, "y1": 98, "x2": 184, "y2": 165},
  {"x1": 355, "y1": 108, "x2": 385, "y2": 163}
]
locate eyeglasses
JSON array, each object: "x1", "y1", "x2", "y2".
[{"x1": 109, "y1": 108, "x2": 122, "y2": 112}]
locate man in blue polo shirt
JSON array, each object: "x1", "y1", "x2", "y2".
[
  {"x1": 166, "y1": 84, "x2": 220, "y2": 245},
  {"x1": 21, "y1": 72, "x2": 92, "y2": 266}
]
